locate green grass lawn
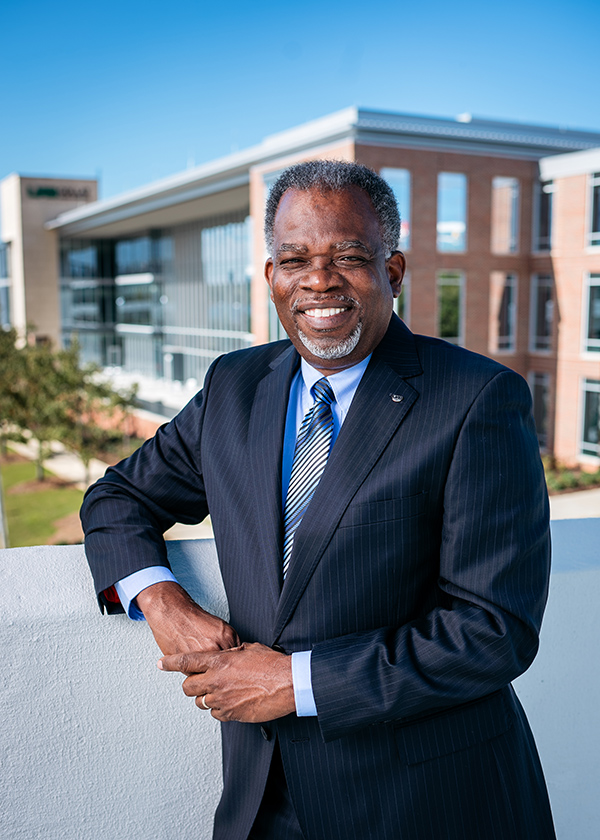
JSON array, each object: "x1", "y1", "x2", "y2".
[{"x1": 1, "y1": 459, "x2": 84, "y2": 547}]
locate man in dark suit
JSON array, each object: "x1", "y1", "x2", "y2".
[{"x1": 82, "y1": 160, "x2": 555, "y2": 839}]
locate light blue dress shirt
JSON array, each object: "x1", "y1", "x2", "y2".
[{"x1": 115, "y1": 355, "x2": 371, "y2": 715}]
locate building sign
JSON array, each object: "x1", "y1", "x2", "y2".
[{"x1": 26, "y1": 186, "x2": 91, "y2": 200}]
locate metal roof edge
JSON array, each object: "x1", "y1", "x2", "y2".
[
  {"x1": 540, "y1": 146, "x2": 600, "y2": 180},
  {"x1": 46, "y1": 107, "x2": 360, "y2": 231}
]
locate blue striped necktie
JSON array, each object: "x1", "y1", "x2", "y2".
[{"x1": 282, "y1": 377, "x2": 335, "y2": 580}]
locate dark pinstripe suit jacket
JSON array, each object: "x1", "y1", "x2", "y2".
[{"x1": 82, "y1": 315, "x2": 555, "y2": 840}]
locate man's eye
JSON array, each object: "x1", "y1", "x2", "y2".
[{"x1": 337, "y1": 255, "x2": 366, "y2": 264}]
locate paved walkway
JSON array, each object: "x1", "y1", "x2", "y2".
[
  {"x1": 7, "y1": 440, "x2": 214, "y2": 540},
  {"x1": 549, "y1": 486, "x2": 600, "y2": 520},
  {"x1": 8, "y1": 441, "x2": 600, "y2": 534},
  {"x1": 9, "y1": 440, "x2": 109, "y2": 489}
]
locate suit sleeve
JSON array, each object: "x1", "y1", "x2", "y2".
[
  {"x1": 310, "y1": 369, "x2": 551, "y2": 742},
  {"x1": 81, "y1": 359, "x2": 219, "y2": 609}
]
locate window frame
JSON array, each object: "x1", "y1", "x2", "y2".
[
  {"x1": 579, "y1": 378, "x2": 600, "y2": 460},
  {"x1": 436, "y1": 270, "x2": 465, "y2": 346},
  {"x1": 529, "y1": 273, "x2": 554, "y2": 354},
  {"x1": 494, "y1": 272, "x2": 518, "y2": 353},
  {"x1": 491, "y1": 176, "x2": 520, "y2": 255},
  {"x1": 587, "y1": 172, "x2": 600, "y2": 249},
  {"x1": 528, "y1": 371, "x2": 551, "y2": 451},
  {"x1": 582, "y1": 273, "x2": 600, "y2": 354},
  {"x1": 532, "y1": 180, "x2": 554, "y2": 252},
  {"x1": 437, "y1": 172, "x2": 468, "y2": 254}
]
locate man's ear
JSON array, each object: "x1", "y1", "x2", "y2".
[
  {"x1": 388, "y1": 251, "x2": 406, "y2": 298},
  {"x1": 264, "y1": 258, "x2": 274, "y2": 300}
]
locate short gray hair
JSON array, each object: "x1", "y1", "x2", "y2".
[{"x1": 264, "y1": 160, "x2": 401, "y2": 256}]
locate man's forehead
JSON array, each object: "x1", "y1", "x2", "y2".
[
  {"x1": 272, "y1": 186, "x2": 382, "y2": 240},
  {"x1": 276, "y1": 184, "x2": 372, "y2": 210}
]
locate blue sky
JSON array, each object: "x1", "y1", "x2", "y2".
[{"x1": 2, "y1": 0, "x2": 599, "y2": 199}]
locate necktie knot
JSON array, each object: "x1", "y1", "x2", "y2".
[{"x1": 312, "y1": 377, "x2": 334, "y2": 406}]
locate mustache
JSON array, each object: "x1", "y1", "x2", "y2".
[{"x1": 290, "y1": 294, "x2": 359, "y2": 313}]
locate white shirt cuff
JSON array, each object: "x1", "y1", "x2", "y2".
[
  {"x1": 291, "y1": 650, "x2": 317, "y2": 716},
  {"x1": 114, "y1": 566, "x2": 178, "y2": 620}
]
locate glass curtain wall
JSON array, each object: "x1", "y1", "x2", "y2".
[
  {"x1": 60, "y1": 239, "x2": 117, "y2": 365},
  {"x1": 161, "y1": 213, "x2": 252, "y2": 385},
  {"x1": 114, "y1": 233, "x2": 171, "y2": 378},
  {"x1": 61, "y1": 213, "x2": 252, "y2": 385}
]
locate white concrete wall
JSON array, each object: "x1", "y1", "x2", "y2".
[
  {"x1": 1, "y1": 521, "x2": 599, "y2": 840},
  {"x1": 0, "y1": 540, "x2": 227, "y2": 840},
  {"x1": 514, "y1": 518, "x2": 600, "y2": 840}
]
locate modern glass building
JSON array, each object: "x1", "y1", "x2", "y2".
[{"x1": 59, "y1": 216, "x2": 252, "y2": 386}]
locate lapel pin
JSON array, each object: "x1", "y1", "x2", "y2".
[{"x1": 390, "y1": 394, "x2": 403, "y2": 402}]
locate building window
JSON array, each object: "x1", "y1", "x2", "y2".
[
  {"x1": 437, "y1": 271, "x2": 464, "y2": 345},
  {"x1": 381, "y1": 168, "x2": 411, "y2": 250},
  {"x1": 115, "y1": 275, "x2": 161, "y2": 328},
  {"x1": 115, "y1": 234, "x2": 172, "y2": 277},
  {"x1": 60, "y1": 239, "x2": 115, "y2": 279},
  {"x1": 584, "y1": 274, "x2": 600, "y2": 353},
  {"x1": 581, "y1": 379, "x2": 600, "y2": 457},
  {"x1": 394, "y1": 272, "x2": 411, "y2": 326},
  {"x1": 0, "y1": 284, "x2": 9, "y2": 328},
  {"x1": 0, "y1": 242, "x2": 9, "y2": 278},
  {"x1": 490, "y1": 272, "x2": 517, "y2": 352},
  {"x1": 530, "y1": 274, "x2": 554, "y2": 352},
  {"x1": 491, "y1": 177, "x2": 519, "y2": 254},
  {"x1": 529, "y1": 372, "x2": 550, "y2": 450},
  {"x1": 437, "y1": 173, "x2": 467, "y2": 252},
  {"x1": 0, "y1": 242, "x2": 10, "y2": 328},
  {"x1": 64, "y1": 280, "x2": 115, "y2": 328},
  {"x1": 116, "y1": 237, "x2": 152, "y2": 275},
  {"x1": 589, "y1": 173, "x2": 600, "y2": 247},
  {"x1": 533, "y1": 180, "x2": 553, "y2": 251}
]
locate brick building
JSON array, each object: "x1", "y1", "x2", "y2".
[
  {"x1": 536, "y1": 149, "x2": 600, "y2": 465},
  {"x1": 1, "y1": 107, "x2": 599, "y2": 465}
]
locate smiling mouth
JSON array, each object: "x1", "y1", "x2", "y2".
[
  {"x1": 293, "y1": 296, "x2": 358, "y2": 328},
  {"x1": 303, "y1": 307, "x2": 348, "y2": 319}
]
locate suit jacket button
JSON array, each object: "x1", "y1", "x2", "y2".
[
  {"x1": 272, "y1": 644, "x2": 285, "y2": 654},
  {"x1": 260, "y1": 726, "x2": 271, "y2": 741}
]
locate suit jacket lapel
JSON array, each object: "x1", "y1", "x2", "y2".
[
  {"x1": 272, "y1": 316, "x2": 422, "y2": 641},
  {"x1": 248, "y1": 343, "x2": 300, "y2": 612}
]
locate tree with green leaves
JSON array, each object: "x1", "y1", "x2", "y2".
[
  {"x1": 1, "y1": 331, "x2": 137, "y2": 483},
  {"x1": 55, "y1": 346, "x2": 137, "y2": 485},
  {"x1": 0, "y1": 327, "x2": 26, "y2": 457}
]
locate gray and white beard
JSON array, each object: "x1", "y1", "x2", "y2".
[{"x1": 297, "y1": 322, "x2": 362, "y2": 360}]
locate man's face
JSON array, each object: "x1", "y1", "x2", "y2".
[{"x1": 265, "y1": 186, "x2": 406, "y2": 374}]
